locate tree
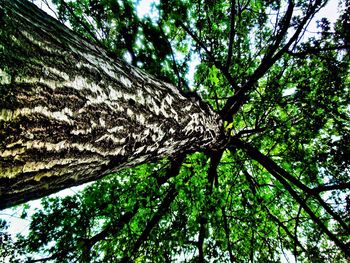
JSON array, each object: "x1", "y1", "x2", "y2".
[
  {"x1": 1, "y1": 0, "x2": 349, "y2": 262},
  {"x1": 0, "y1": 0, "x2": 225, "y2": 209}
]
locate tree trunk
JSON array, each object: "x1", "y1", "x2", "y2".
[{"x1": 0, "y1": 0, "x2": 225, "y2": 209}]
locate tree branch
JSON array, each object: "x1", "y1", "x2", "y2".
[
  {"x1": 243, "y1": 169, "x2": 307, "y2": 254},
  {"x1": 312, "y1": 182, "x2": 350, "y2": 193},
  {"x1": 120, "y1": 156, "x2": 186, "y2": 262},
  {"x1": 197, "y1": 216, "x2": 206, "y2": 262},
  {"x1": 158, "y1": 21, "x2": 188, "y2": 91},
  {"x1": 177, "y1": 20, "x2": 238, "y2": 90},
  {"x1": 220, "y1": 0, "x2": 328, "y2": 122},
  {"x1": 225, "y1": 0, "x2": 236, "y2": 69},
  {"x1": 88, "y1": 204, "x2": 139, "y2": 248},
  {"x1": 294, "y1": 205, "x2": 303, "y2": 260},
  {"x1": 60, "y1": 0, "x2": 104, "y2": 48},
  {"x1": 287, "y1": 44, "x2": 350, "y2": 58},
  {"x1": 207, "y1": 150, "x2": 224, "y2": 192},
  {"x1": 230, "y1": 138, "x2": 350, "y2": 256},
  {"x1": 42, "y1": 0, "x2": 59, "y2": 20},
  {"x1": 268, "y1": 206, "x2": 307, "y2": 254},
  {"x1": 233, "y1": 137, "x2": 349, "y2": 233},
  {"x1": 220, "y1": 0, "x2": 295, "y2": 121},
  {"x1": 222, "y1": 206, "x2": 235, "y2": 262},
  {"x1": 79, "y1": 157, "x2": 186, "y2": 260}
]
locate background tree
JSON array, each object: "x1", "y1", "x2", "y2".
[{"x1": 0, "y1": 0, "x2": 349, "y2": 262}]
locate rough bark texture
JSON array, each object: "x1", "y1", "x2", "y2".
[{"x1": 0, "y1": 0, "x2": 225, "y2": 209}]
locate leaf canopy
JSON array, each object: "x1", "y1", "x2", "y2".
[{"x1": 1, "y1": 0, "x2": 349, "y2": 262}]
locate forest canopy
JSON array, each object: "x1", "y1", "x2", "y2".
[{"x1": 0, "y1": 0, "x2": 349, "y2": 262}]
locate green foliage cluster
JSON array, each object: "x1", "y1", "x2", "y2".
[
  {"x1": 1, "y1": 0, "x2": 349, "y2": 262},
  {"x1": 51, "y1": 0, "x2": 190, "y2": 86}
]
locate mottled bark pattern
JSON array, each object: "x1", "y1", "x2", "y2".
[{"x1": 0, "y1": 0, "x2": 225, "y2": 208}]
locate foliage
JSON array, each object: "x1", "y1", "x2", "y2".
[{"x1": 1, "y1": 0, "x2": 349, "y2": 262}]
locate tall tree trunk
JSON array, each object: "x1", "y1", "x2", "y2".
[{"x1": 0, "y1": 0, "x2": 225, "y2": 209}]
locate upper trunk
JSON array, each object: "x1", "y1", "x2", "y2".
[{"x1": 0, "y1": 0, "x2": 225, "y2": 209}]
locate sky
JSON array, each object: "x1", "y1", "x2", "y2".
[{"x1": 0, "y1": 0, "x2": 343, "y2": 261}]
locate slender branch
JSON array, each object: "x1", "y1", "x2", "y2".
[
  {"x1": 222, "y1": 207, "x2": 234, "y2": 262},
  {"x1": 158, "y1": 22, "x2": 187, "y2": 90},
  {"x1": 287, "y1": 44, "x2": 350, "y2": 58},
  {"x1": 267, "y1": 0, "x2": 295, "y2": 58},
  {"x1": 76, "y1": 157, "x2": 186, "y2": 260},
  {"x1": 220, "y1": 0, "x2": 295, "y2": 121},
  {"x1": 30, "y1": 255, "x2": 58, "y2": 262},
  {"x1": 220, "y1": 0, "x2": 328, "y2": 122},
  {"x1": 177, "y1": 20, "x2": 238, "y2": 90},
  {"x1": 274, "y1": 1, "x2": 326, "y2": 57},
  {"x1": 225, "y1": 0, "x2": 236, "y2": 69},
  {"x1": 312, "y1": 182, "x2": 350, "y2": 193},
  {"x1": 294, "y1": 205, "x2": 303, "y2": 261},
  {"x1": 211, "y1": 85, "x2": 221, "y2": 110},
  {"x1": 230, "y1": 138, "x2": 350, "y2": 256},
  {"x1": 243, "y1": 169, "x2": 307, "y2": 254},
  {"x1": 268, "y1": 206, "x2": 307, "y2": 253},
  {"x1": 178, "y1": 21, "x2": 215, "y2": 62},
  {"x1": 88, "y1": 205, "x2": 139, "y2": 247},
  {"x1": 121, "y1": 186, "x2": 178, "y2": 262},
  {"x1": 60, "y1": 0, "x2": 104, "y2": 47},
  {"x1": 198, "y1": 216, "x2": 206, "y2": 262},
  {"x1": 42, "y1": 0, "x2": 59, "y2": 19},
  {"x1": 233, "y1": 137, "x2": 349, "y2": 233},
  {"x1": 120, "y1": 156, "x2": 186, "y2": 262},
  {"x1": 250, "y1": 226, "x2": 255, "y2": 262}
]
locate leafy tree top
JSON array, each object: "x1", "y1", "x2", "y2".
[{"x1": 1, "y1": 0, "x2": 349, "y2": 262}]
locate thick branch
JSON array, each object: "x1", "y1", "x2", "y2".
[{"x1": 207, "y1": 150, "x2": 224, "y2": 192}]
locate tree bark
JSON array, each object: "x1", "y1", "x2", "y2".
[{"x1": 0, "y1": 0, "x2": 226, "y2": 209}]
